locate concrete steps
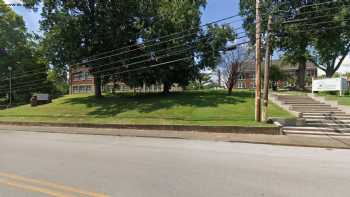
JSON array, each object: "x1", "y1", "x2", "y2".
[
  {"x1": 306, "y1": 119, "x2": 350, "y2": 123},
  {"x1": 305, "y1": 123, "x2": 350, "y2": 128},
  {"x1": 303, "y1": 115, "x2": 350, "y2": 120},
  {"x1": 302, "y1": 112, "x2": 348, "y2": 116},
  {"x1": 294, "y1": 110, "x2": 343, "y2": 113},
  {"x1": 288, "y1": 103, "x2": 333, "y2": 106},
  {"x1": 275, "y1": 94, "x2": 350, "y2": 136},
  {"x1": 290, "y1": 107, "x2": 339, "y2": 110}
]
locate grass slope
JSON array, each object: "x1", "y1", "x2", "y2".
[
  {"x1": 321, "y1": 95, "x2": 350, "y2": 106},
  {"x1": 0, "y1": 90, "x2": 293, "y2": 126}
]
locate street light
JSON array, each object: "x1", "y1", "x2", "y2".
[{"x1": 8, "y1": 66, "x2": 12, "y2": 106}]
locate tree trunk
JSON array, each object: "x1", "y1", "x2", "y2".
[
  {"x1": 228, "y1": 86, "x2": 233, "y2": 95},
  {"x1": 325, "y1": 68, "x2": 335, "y2": 78},
  {"x1": 163, "y1": 82, "x2": 171, "y2": 94},
  {"x1": 94, "y1": 75, "x2": 102, "y2": 97},
  {"x1": 272, "y1": 81, "x2": 277, "y2": 91},
  {"x1": 112, "y1": 75, "x2": 117, "y2": 94},
  {"x1": 296, "y1": 60, "x2": 306, "y2": 90}
]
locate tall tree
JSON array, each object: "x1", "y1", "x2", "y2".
[
  {"x1": 240, "y1": 0, "x2": 311, "y2": 90},
  {"x1": 220, "y1": 46, "x2": 250, "y2": 94},
  {"x1": 302, "y1": 2, "x2": 350, "y2": 77},
  {"x1": 25, "y1": 0, "x2": 147, "y2": 97},
  {"x1": 0, "y1": 0, "x2": 47, "y2": 103},
  {"x1": 240, "y1": 0, "x2": 350, "y2": 86},
  {"x1": 106, "y1": 1, "x2": 235, "y2": 93},
  {"x1": 27, "y1": 0, "x2": 235, "y2": 95}
]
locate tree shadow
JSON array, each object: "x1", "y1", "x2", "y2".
[{"x1": 62, "y1": 91, "x2": 253, "y2": 117}]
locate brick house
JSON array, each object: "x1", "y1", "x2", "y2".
[{"x1": 235, "y1": 60, "x2": 318, "y2": 89}]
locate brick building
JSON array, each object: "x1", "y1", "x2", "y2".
[
  {"x1": 235, "y1": 60, "x2": 318, "y2": 89},
  {"x1": 69, "y1": 66, "x2": 95, "y2": 94},
  {"x1": 69, "y1": 66, "x2": 182, "y2": 94}
]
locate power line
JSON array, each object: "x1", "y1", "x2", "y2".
[
  {"x1": 2, "y1": 70, "x2": 47, "y2": 81},
  {"x1": 90, "y1": 46, "x2": 195, "y2": 75},
  {"x1": 76, "y1": 43, "x2": 191, "y2": 73},
  {"x1": 0, "y1": 84, "x2": 52, "y2": 95},
  {"x1": 76, "y1": 29, "x2": 247, "y2": 72},
  {"x1": 12, "y1": 67, "x2": 48, "y2": 76},
  {"x1": 293, "y1": 3, "x2": 350, "y2": 16},
  {"x1": 0, "y1": 78, "x2": 46, "y2": 89},
  {"x1": 79, "y1": 14, "x2": 241, "y2": 62},
  {"x1": 88, "y1": 34, "x2": 250, "y2": 75},
  {"x1": 96, "y1": 40, "x2": 250, "y2": 79},
  {"x1": 0, "y1": 81, "x2": 45, "y2": 93},
  {"x1": 2, "y1": 35, "x2": 249, "y2": 86},
  {"x1": 284, "y1": 18, "x2": 350, "y2": 28},
  {"x1": 74, "y1": 16, "x2": 244, "y2": 66},
  {"x1": 283, "y1": 12, "x2": 350, "y2": 24},
  {"x1": 276, "y1": 24, "x2": 350, "y2": 36},
  {"x1": 0, "y1": 40, "x2": 250, "y2": 95},
  {"x1": 297, "y1": 0, "x2": 346, "y2": 10}
]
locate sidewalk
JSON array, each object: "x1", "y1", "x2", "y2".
[{"x1": 1, "y1": 125, "x2": 350, "y2": 149}]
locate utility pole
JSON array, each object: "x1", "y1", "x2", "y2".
[
  {"x1": 255, "y1": 0, "x2": 262, "y2": 122},
  {"x1": 8, "y1": 66, "x2": 12, "y2": 106},
  {"x1": 262, "y1": 15, "x2": 273, "y2": 122}
]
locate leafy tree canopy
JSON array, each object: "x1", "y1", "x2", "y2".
[
  {"x1": 240, "y1": 0, "x2": 350, "y2": 79},
  {"x1": 23, "y1": 0, "x2": 236, "y2": 95},
  {"x1": 0, "y1": 0, "x2": 47, "y2": 101}
]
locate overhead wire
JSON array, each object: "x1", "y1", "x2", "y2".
[{"x1": 78, "y1": 14, "x2": 242, "y2": 62}]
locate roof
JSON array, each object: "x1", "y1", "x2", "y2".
[
  {"x1": 239, "y1": 59, "x2": 317, "y2": 73},
  {"x1": 272, "y1": 60, "x2": 316, "y2": 70}
]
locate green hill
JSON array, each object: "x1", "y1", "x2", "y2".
[{"x1": 0, "y1": 90, "x2": 292, "y2": 126}]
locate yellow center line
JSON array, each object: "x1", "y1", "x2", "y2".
[
  {"x1": 0, "y1": 179, "x2": 77, "y2": 197},
  {"x1": 0, "y1": 172, "x2": 110, "y2": 197}
]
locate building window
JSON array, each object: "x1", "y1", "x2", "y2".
[
  {"x1": 238, "y1": 82, "x2": 245, "y2": 89},
  {"x1": 73, "y1": 71, "x2": 92, "y2": 81},
  {"x1": 239, "y1": 74, "x2": 245, "y2": 80},
  {"x1": 72, "y1": 85, "x2": 92, "y2": 93},
  {"x1": 251, "y1": 73, "x2": 256, "y2": 80}
]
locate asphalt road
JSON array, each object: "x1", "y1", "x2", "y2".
[{"x1": 0, "y1": 129, "x2": 350, "y2": 197}]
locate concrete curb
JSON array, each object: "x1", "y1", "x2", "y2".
[
  {"x1": 0, "y1": 121, "x2": 281, "y2": 135},
  {"x1": 227, "y1": 140, "x2": 350, "y2": 150},
  {"x1": 2, "y1": 125, "x2": 350, "y2": 149}
]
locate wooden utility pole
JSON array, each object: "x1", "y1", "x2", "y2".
[
  {"x1": 255, "y1": 0, "x2": 262, "y2": 122},
  {"x1": 262, "y1": 15, "x2": 273, "y2": 122}
]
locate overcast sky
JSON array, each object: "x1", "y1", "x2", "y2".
[{"x1": 4, "y1": 0, "x2": 350, "y2": 75}]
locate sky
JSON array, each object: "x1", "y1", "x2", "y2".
[{"x1": 4, "y1": 0, "x2": 350, "y2": 75}]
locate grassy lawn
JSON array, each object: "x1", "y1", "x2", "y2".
[
  {"x1": 317, "y1": 94, "x2": 350, "y2": 106},
  {"x1": 0, "y1": 90, "x2": 293, "y2": 127}
]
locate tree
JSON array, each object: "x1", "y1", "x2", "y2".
[
  {"x1": 24, "y1": 0, "x2": 148, "y2": 97},
  {"x1": 115, "y1": 1, "x2": 236, "y2": 94},
  {"x1": 47, "y1": 69, "x2": 69, "y2": 97},
  {"x1": 240, "y1": 0, "x2": 350, "y2": 86},
  {"x1": 188, "y1": 72, "x2": 213, "y2": 90},
  {"x1": 240, "y1": 0, "x2": 311, "y2": 90},
  {"x1": 306, "y1": 4, "x2": 350, "y2": 77},
  {"x1": 220, "y1": 45, "x2": 250, "y2": 94},
  {"x1": 269, "y1": 64, "x2": 285, "y2": 91},
  {"x1": 0, "y1": 1, "x2": 47, "y2": 103},
  {"x1": 24, "y1": 0, "x2": 235, "y2": 96}
]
